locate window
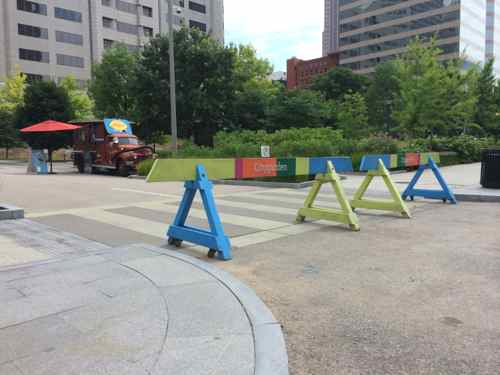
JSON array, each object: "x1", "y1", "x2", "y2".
[
  {"x1": 54, "y1": 7, "x2": 82, "y2": 23},
  {"x1": 143, "y1": 6, "x2": 153, "y2": 17},
  {"x1": 143, "y1": 26, "x2": 153, "y2": 37},
  {"x1": 189, "y1": 20, "x2": 206, "y2": 32},
  {"x1": 116, "y1": 0, "x2": 137, "y2": 14},
  {"x1": 103, "y1": 17, "x2": 114, "y2": 28},
  {"x1": 126, "y1": 44, "x2": 141, "y2": 52},
  {"x1": 116, "y1": 137, "x2": 138, "y2": 145},
  {"x1": 18, "y1": 24, "x2": 48, "y2": 39},
  {"x1": 24, "y1": 73, "x2": 44, "y2": 82},
  {"x1": 103, "y1": 39, "x2": 114, "y2": 49},
  {"x1": 116, "y1": 21, "x2": 138, "y2": 35},
  {"x1": 57, "y1": 77, "x2": 87, "y2": 89},
  {"x1": 17, "y1": 0, "x2": 47, "y2": 15},
  {"x1": 56, "y1": 31, "x2": 84, "y2": 46},
  {"x1": 102, "y1": 0, "x2": 112, "y2": 6},
  {"x1": 57, "y1": 54, "x2": 84, "y2": 68},
  {"x1": 19, "y1": 48, "x2": 49, "y2": 63},
  {"x1": 189, "y1": 1, "x2": 206, "y2": 14}
]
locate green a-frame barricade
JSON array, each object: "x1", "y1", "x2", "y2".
[
  {"x1": 351, "y1": 159, "x2": 411, "y2": 218},
  {"x1": 296, "y1": 161, "x2": 360, "y2": 231}
]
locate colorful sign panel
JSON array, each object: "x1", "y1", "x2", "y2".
[
  {"x1": 236, "y1": 158, "x2": 278, "y2": 179},
  {"x1": 405, "y1": 153, "x2": 420, "y2": 168},
  {"x1": 360, "y1": 152, "x2": 442, "y2": 171},
  {"x1": 147, "y1": 159, "x2": 235, "y2": 182},
  {"x1": 147, "y1": 156, "x2": 357, "y2": 182},
  {"x1": 104, "y1": 118, "x2": 132, "y2": 135},
  {"x1": 309, "y1": 157, "x2": 354, "y2": 174},
  {"x1": 359, "y1": 154, "x2": 391, "y2": 172}
]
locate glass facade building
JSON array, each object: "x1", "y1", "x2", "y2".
[{"x1": 324, "y1": 0, "x2": 498, "y2": 74}]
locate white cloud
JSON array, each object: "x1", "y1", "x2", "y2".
[{"x1": 224, "y1": 0, "x2": 324, "y2": 71}]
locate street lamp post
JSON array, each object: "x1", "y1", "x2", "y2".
[{"x1": 168, "y1": 0, "x2": 178, "y2": 153}]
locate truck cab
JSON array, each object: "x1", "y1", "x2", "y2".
[{"x1": 71, "y1": 119, "x2": 153, "y2": 176}]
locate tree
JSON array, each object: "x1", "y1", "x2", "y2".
[
  {"x1": 59, "y1": 76, "x2": 94, "y2": 120},
  {"x1": 474, "y1": 59, "x2": 498, "y2": 137},
  {"x1": 336, "y1": 92, "x2": 369, "y2": 139},
  {"x1": 366, "y1": 61, "x2": 400, "y2": 135},
  {"x1": 134, "y1": 28, "x2": 237, "y2": 145},
  {"x1": 311, "y1": 66, "x2": 370, "y2": 101},
  {"x1": 392, "y1": 38, "x2": 478, "y2": 138},
  {"x1": 16, "y1": 80, "x2": 75, "y2": 170},
  {"x1": 229, "y1": 45, "x2": 278, "y2": 131},
  {"x1": 233, "y1": 44, "x2": 273, "y2": 83},
  {"x1": 89, "y1": 44, "x2": 138, "y2": 119},
  {"x1": 0, "y1": 69, "x2": 27, "y2": 158},
  {"x1": 266, "y1": 88, "x2": 335, "y2": 131},
  {"x1": 0, "y1": 109, "x2": 22, "y2": 159}
]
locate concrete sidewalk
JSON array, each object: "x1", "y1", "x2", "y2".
[{"x1": 0, "y1": 220, "x2": 288, "y2": 375}]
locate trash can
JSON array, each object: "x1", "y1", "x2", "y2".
[{"x1": 481, "y1": 149, "x2": 500, "y2": 188}]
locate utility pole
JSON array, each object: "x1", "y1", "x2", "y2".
[{"x1": 168, "y1": 0, "x2": 178, "y2": 153}]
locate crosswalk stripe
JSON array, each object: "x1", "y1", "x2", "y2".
[
  {"x1": 231, "y1": 231, "x2": 288, "y2": 248},
  {"x1": 222, "y1": 192, "x2": 342, "y2": 209},
  {"x1": 135, "y1": 201, "x2": 290, "y2": 230},
  {"x1": 195, "y1": 198, "x2": 299, "y2": 216},
  {"x1": 68, "y1": 208, "x2": 167, "y2": 239}
]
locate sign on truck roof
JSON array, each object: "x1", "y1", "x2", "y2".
[{"x1": 104, "y1": 118, "x2": 133, "y2": 135}]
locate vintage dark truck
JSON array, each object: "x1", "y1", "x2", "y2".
[{"x1": 71, "y1": 119, "x2": 153, "y2": 176}]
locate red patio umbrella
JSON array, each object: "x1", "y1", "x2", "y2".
[
  {"x1": 20, "y1": 120, "x2": 81, "y2": 133},
  {"x1": 20, "y1": 120, "x2": 81, "y2": 173}
]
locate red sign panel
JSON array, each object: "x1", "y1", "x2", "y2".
[
  {"x1": 236, "y1": 158, "x2": 278, "y2": 179},
  {"x1": 405, "y1": 153, "x2": 420, "y2": 167}
]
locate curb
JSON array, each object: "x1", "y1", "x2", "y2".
[
  {"x1": 0, "y1": 204, "x2": 24, "y2": 220},
  {"x1": 455, "y1": 192, "x2": 500, "y2": 203},
  {"x1": 214, "y1": 176, "x2": 347, "y2": 190},
  {"x1": 140, "y1": 245, "x2": 289, "y2": 375}
]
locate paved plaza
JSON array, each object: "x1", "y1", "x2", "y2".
[
  {"x1": 0, "y1": 220, "x2": 287, "y2": 375},
  {"x1": 1, "y1": 161, "x2": 500, "y2": 374}
]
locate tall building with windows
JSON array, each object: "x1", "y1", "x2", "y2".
[
  {"x1": 0, "y1": 0, "x2": 224, "y2": 85},
  {"x1": 323, "y1": 0, "x2": 499, "y2": 75}
]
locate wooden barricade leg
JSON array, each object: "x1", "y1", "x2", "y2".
[{"x1": 296, "y1": 161, "x2": 360, "y2": 231}]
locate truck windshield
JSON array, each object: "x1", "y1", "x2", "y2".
[{"x1": 117, "y1": 138, "x2": 139, "y2": 145}]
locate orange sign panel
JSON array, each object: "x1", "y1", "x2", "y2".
[{"x1": 236, "y1": 158, "x2": 278, "y2": 179}]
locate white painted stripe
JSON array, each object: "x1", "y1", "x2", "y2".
[
  {"x1": 231, "y1": 231, "x2": 288, "y2": 248},
  {"x1": 135, "y1": 201, "x2": 288, "y2": 230},
  {"x1": 226, "y1": 192, "x2": 342, "y2": 209},
  {"x1": 70, "y1": 208, "x2": 167, "y2": 239},
  {"x1": 111, "y1": 188, "x2": 180, "y2": 199},
  {"x1": 207, "y1": 198, "x2": 299, "y2": 216}
]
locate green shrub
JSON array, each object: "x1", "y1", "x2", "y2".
[
  {"x1": 448, "y1": 135, "x2": 492, "y2": 163},
  {"x1": 356, "y1": 134, "x2": 399, "y2": 154},
  {"x1": 137, "y1": 158, "x2": 155, "y2": 176}
]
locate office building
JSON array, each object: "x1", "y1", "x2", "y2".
[
  {"x1": 0, "y1": 0, "x2": 224, "y2": 84},
  {"x1": 324, "y1": 0, "x2": 499, "y2": 75}
]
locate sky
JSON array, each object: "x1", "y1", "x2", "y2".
[{"x1": 224, "y1": 0, "x2": 324, "y2": 72}]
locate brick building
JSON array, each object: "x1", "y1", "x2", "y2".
[{"x1": 286, "y1": 53, "x2": 339, "y2": 89}]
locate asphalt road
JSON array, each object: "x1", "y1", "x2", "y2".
[{"x1": 2, "y1": 161, "x2": 500, "y2": 375}]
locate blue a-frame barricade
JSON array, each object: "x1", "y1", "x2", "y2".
[
  {"x1": 167, "y1": 164, "x2": 232, "y2": 260},
  {"x1": 402, "y1": 158, "x2": 457, "y2": 204}
]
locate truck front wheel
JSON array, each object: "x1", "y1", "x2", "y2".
[
  {"x1": 75, "y1": 157, "x2": 84, "y2": 173},
  {"x1": 117, "y1": 161, "x2": 130, "y2": 177}
]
